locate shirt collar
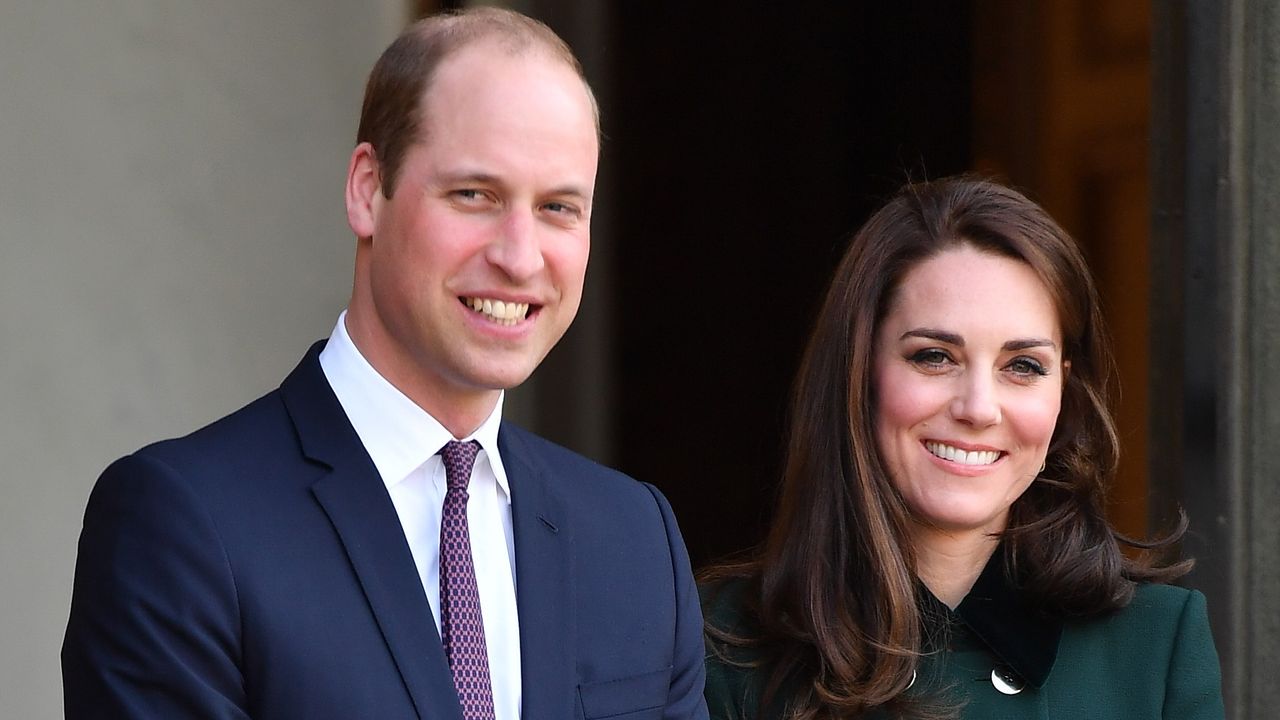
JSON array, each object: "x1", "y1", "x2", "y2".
[
  {"x1": 318, "y1": 311, "x2": 511, "y2": 502},
  {"x1": 921, "y1": 545, "x2": 1063, "y2": 689}
]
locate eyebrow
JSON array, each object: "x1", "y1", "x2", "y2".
[
  {"x1": 900, "y1": 328, "x2": 1058, "y2": 351},
  {"x1": 437, "y1": 170, "x2": 591, "y2": 202},
  {"x1": 439, "y1": 170, "x2": 501, "y2": 186},
  {"x1": 1003, "y1": 337, "x2": 1058, "y2": 351}
]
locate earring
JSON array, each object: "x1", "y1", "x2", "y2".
[{"x1": 1038, "y1": 460, "x2": 1047, "y2": 474}]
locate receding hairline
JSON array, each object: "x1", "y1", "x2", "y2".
[
  {"x1": 355, "y1": 7, "x2": 601, "y2": 196},
  {"x1": 425, "y1": 39, "x2": 598, "y2": 126},
  {"x1": 405, "y1": 9, "x2": 600, "y2": 134}
]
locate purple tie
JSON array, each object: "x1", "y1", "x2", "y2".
[{"x1": 438, "y1": 440, "x2": 496, "y2": 720}]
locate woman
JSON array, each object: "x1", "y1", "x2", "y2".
[{"x1": 702, "y1": 177, "x2": 1224, "y2": 719}]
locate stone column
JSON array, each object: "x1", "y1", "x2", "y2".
[{"x1": 1151, "y1": 1, "x2": 1280, "y2": 717}]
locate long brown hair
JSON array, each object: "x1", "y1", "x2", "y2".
[{"x1": 703, "y1": 176, "x2": 1189, "y2": 719}]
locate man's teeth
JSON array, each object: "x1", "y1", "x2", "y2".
[
  {"x1": 925, "y1": 441, "x2": 1000, "y2": 466},
  {"x1": 464, "y1": 297, "x2": 530, "y2": 326}
]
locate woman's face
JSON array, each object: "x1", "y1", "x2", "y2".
[{"x1": 872, "y1": 245, "x2": 1064, "y2": 539}]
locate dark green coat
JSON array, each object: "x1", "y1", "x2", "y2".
[{"x1": 703, "y1": 565, "x2": 1224, "y2": 719}]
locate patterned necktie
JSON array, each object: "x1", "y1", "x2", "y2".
[{"x1": 438, "y1": 440, "x2": 496, "y2": 720}]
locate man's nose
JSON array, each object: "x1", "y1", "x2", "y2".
[
  {"x1": 950, "y1": 372, "x2": 1001, "y2": 428},
  {"x1": 486, "y1": 208, "x2": 545, "y2": 281}
]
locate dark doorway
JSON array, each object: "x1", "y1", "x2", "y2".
[{"x1": 605, "y1": 4, "x2": 974, "y2": 566}]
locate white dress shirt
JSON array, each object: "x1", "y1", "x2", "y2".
[{"x1": 319, "y1": 312, "x2": 522, "y2": 719}]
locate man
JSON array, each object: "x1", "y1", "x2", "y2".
[{"x1": 62, "y1": 9, "x2": 707, "y2": 720}]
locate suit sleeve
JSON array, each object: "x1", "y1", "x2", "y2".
[
  {"x1": 642, "y1": 483, "x2": 710, "y2": 720},
  {"x1": 62, "y1": 453, "x2": 250, "y2": 719},
  {"x1": 1163, "y1": 589, "x2": 1226, "y2": 720}
]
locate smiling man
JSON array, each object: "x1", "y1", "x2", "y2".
[{"x1": 63, "y1": 9, "x2": 707, "y2": 720}]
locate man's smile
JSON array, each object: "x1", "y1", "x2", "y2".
[{"x1": 461, "y1": 296, "x2": 536, "y2": 326}]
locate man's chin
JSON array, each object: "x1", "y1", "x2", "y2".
[{"x1": 460, "y1": 365, "x2": 539, "y2": 394}]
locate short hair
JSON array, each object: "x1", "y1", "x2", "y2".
[{"x1": 355, "y1": 7, "x2": 599, "y2": 197}]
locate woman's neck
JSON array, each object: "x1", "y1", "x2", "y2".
[{"x1": 912, "y1": 526, "x2": 1001, "y2": 609}]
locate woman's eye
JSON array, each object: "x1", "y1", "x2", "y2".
[
  {"x1": 1007, "y1": 357, "x2": 1048, "y2": 377},
  {"x1": 908, "y1": 349, "x2": 952, "y2": 368}
]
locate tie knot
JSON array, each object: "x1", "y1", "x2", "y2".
[{"x1": 440, "y1": 440, "x2": 480, "y2": 491}]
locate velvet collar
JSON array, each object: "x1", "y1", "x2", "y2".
[{"x1": 920, "y1": 548, "x2": 1063, "y2": 689}]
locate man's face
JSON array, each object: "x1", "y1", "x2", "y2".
[{"x1": 348, "y1": 43, "x2": 598, "y2": 421}]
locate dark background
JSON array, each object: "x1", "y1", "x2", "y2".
[{"x1": 605, "y1": 4, "x2": 972, "y2": 566}]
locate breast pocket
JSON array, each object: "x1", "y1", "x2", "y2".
[{"x1": 577, "y1": 666, "x2": 672, "y2": 719}]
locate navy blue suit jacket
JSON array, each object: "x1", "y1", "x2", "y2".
[{"x1": 63, "y1": 343, "x2": 707, "y2": 719}]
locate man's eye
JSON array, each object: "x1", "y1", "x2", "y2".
[
  {"x1": 450, "y1": 189, "x2": 497, "y2": 206},
  {"x1": 543, "y1": 201, "x2": 578, "y2": 216}
]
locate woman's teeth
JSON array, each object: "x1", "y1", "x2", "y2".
[{"x1": 925, "y1": 441, "x2": 1000, "y2": 466}]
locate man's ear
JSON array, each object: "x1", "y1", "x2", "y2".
[{"x1": 345, "y1": 142, "x2": 382, "y2": 239}]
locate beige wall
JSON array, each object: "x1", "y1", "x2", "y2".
[{"x1": 0, "y1": 1, "x2": 406, "y2": 715}]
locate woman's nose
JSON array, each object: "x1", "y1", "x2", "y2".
[{"x1": 950, "y1": 373, "x2": 1001, "y2": 427}]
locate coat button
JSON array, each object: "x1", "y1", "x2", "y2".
[{"x1": 990, "y1": 666, "x2": 1025, "y2": 695}]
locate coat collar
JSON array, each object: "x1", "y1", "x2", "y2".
[
  {"x1": 281, "y1": 341, "x2": 462, "y2": 720},
  {"x1": 498, "y1": 424, "x2": 576, "y2": 719},
  {"x1": 921, "y1": 546, "x2": 1063, "y2": 689}
]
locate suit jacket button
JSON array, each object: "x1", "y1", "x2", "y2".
[{"x1": 991, "y1": 666, "x2": 1024, "y2": 695}]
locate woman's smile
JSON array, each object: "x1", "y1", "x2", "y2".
[{"x1": 873, "y1": 246, "x2": 1063, "y2": 537}]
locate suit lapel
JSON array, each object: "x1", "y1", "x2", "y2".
[
  {"x1": 282, "y1": 343, "x2": 462, "y2": 720},
  {"x1": 501, "y1": 425, "x2": 576, "y2": 719}
]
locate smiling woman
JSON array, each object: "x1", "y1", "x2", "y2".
[
  {"x1": 700, "y1": 176, "x2": 1225, "y2": 719},
  {"x1": 874, "y1": 246, "x2": 1066, "y2": 605}
]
